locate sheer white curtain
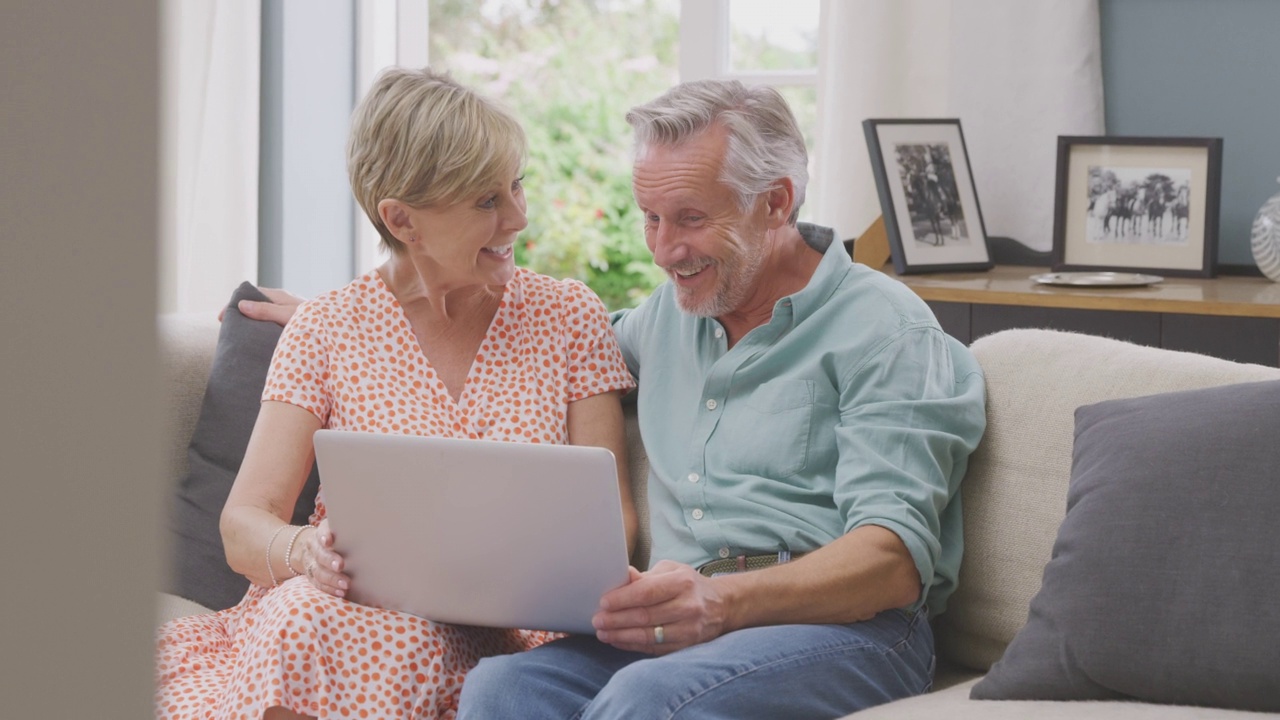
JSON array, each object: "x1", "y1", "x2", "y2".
[
  {"x1": 810, "y1": 0, "x2": 1104, "y2": 251},
  {"x1": 159, "y1": 0, "x2": 261, "y2": 313}
]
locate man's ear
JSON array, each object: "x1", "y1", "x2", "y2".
[
  {"x1": 377, "y1": 199, "x2": 416, "y2": 245},
  {"x1": 763, "y1": 177, "x2": 795, "y2": 229}
]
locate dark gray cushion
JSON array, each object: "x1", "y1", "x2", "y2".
[
  {"x1": 165, "y1": 282, "x2": 320, "y2": 610},
  {"x1": 971, "y1": 379, "x2": 1280, "y2": 711}
]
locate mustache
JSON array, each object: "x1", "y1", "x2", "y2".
[{"x1": 665, "y1": 260, "x2": 713, "y2": 274}]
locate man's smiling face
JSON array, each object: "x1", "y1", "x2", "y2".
[{"x1": 631, "y1": 125, "x2": 769, "y2": 318}]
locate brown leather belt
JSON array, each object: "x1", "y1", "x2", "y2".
[{"x1": 697, "y1": 551, "x2": 801, "y2": 577}]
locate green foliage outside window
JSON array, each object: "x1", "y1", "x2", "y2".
[
  {"x1": 428, "y1": 0, "x2": 817, "y2": 309},
  {"x1": 430, "y1": 0, "x2": 678, "y2": 310}
]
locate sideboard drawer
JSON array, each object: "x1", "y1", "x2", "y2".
[
  {"x1": 972, "y1": 305, "x2": 1161, "y2": 348},
  {"x1": 1161, "y1": 314, "x2": 1280, "y2": 366}
]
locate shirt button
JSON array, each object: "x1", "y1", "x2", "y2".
[
  {"x1": 688, "y1": 473, "x2": 700, "y2": 483},
  {"x1": 705, "y1": 399, "x2": 717, "y2": 410},
  {"x1": 714, "y1": 327, "x2": 724, "y2": 339},
  {"x1": 691, "y1": 508, "x2": 704, "y2": 520},
  {"x1": 718, "y1": 547, "x2": 731, "y2": 558}
]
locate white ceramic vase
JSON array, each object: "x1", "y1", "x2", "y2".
[{"x1": 1251, "y1": 176, "x2": 1280, "y2": 283}]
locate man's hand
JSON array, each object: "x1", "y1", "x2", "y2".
[
  {"x1": 592, "y1": 561, "x2": 731, "y2": 655},
  {"x1": 217, "y1": 287, "x2": 306, "y2": 327},
  {"x1": 592, "y1": 529, "x2": 922, "y2": 655}
]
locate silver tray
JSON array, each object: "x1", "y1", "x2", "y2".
[{"x1": 1030, "y1": 271, "x2": 1163, "y2": 288}]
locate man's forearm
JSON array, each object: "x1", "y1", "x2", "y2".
[{"x1": 716, "y1": 525, "x2": 922, "y2": 632}]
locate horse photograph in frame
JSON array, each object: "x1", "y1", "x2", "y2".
[
  {"x1": 863, "y1": 118, "x2": 992, "y2": 275},
  {"x1": 1052, "y1": 136, "x2": 1222, "y2": 278}
]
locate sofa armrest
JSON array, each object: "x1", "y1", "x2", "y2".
[{"x1": 159, "y1": 313, "x2": 221, "y2": 482}]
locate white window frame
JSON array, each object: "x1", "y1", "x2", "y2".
[
  {"x1": 352, "y1": 0, "x2": 430, "y2": 276},
  {"x1": 679, "y1": 0, "x2": 818, "y2": 89}
]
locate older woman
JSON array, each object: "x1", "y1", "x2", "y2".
[{"x1": 155, "y1": 68, "x2": 637, "y2": 720}]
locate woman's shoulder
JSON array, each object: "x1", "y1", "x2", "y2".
[
  {"x1": 301, "y1": 271, "x2": 387, "y2": 312},
  {"x1": 291, "y1": 271, "x2": 390, "y2": 330}
]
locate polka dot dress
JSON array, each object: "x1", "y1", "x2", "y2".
[{"x1": 156, "y1": 268, "x2": 635, "y2": 719}]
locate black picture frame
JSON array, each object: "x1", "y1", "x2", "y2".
[
  {"x1": 1051, "y1": 135, "x2": 1223, "y2": 278},
  {"x1": 863, "y1": 118, "x2": 992, "y2": 275}
]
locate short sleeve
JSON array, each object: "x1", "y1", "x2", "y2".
[
  {"x1": 261, "y1": 300, "x2": 333, "y2": 423},
  {"x1": 561, "y1": 281, "x2": 636, "y2": 402}
]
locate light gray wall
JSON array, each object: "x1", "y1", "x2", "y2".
[
  {"x1": 1101, "y1": 0, "x2": 1280, "y2": 270},
  {"x1": 2, "y1": 1, "x2": 160, "y2": 715},
  {"x1": 260, "y1": 0, "x2": 356, "y2": 296}
]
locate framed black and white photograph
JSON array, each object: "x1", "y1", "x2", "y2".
[
  {"x1": 863, "y1": 118, "x2": 992, "y2": 275},
  {"x1": 1052, "y1": 136, "x2": 1223, "y2": 278}
]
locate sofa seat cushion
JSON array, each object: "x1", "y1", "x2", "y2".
[
  {"x1": 938, "y1": 330, "x2": 1280, "y2": 672},
  {"x1": 847, "y1": 679, "x2": 1278, "y2": 719}
]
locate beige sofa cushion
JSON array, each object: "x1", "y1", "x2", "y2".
[
  {"x1": 159, "y1": 313, "x2": 220, "y2": 483},
  {"x1": 849, "y1": 679, "x2": 1278, "y2": 719},
  {"x1": 623, "y1": 404, "x2": 651, "y2": 569},
  {"x1": 937, "y1": 329, "x2": 1280, "y2": 672}
]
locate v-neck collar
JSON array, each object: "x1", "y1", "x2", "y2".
[{"x1": 369, "y1": 270, "x2": 520, "y2": 421}]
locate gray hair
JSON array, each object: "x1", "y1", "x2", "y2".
[{"x1": 625, "y1": 79, "x2": 808, "y2": 224}]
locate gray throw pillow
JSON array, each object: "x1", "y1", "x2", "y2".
[
  {"x1": 166, "y1": 282, "x2": 320, "y2": 610},
  {"x1": 970, "y1": 379, "x2": 1280, "y2": 712}
]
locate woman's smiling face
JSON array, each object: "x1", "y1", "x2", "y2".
[{"x1": 405, "y1": 171, "x2": 529, "y2": 290}]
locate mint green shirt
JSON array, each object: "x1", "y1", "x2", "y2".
[{"x1": 611, "y1": 224, "x2": 986, "y2": 614}]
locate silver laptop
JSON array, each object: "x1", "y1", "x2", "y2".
[{"x1": 313, "y1": 430, "x2": 631, "y2": 634}]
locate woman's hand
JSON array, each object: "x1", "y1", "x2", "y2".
[{"x1": 296, "y1": 519, "x2": 351, "y2": 598}]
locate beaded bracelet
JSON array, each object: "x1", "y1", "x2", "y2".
[
  {"x1": 283, "y1": 525, "x2": 312, "y2": 578},
  {"x1": 266, "y1": 524, "x2": 291, "y2": 587}
]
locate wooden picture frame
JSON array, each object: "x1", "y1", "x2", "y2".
[
  {"x1": 863, "y1": 118, "x2": 992, "y2": 275},
  {"x1": 1051, "y1": 135, "x2": 1223, "y2": 278}
]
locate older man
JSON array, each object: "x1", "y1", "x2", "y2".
[
  {"x1": 453, "y1": 81, "x2": 986, "y2": 718},
  {"x1": 241, "y1": 79, "x2": 986, "y2": 718}
]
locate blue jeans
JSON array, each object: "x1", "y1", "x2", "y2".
[{"x1": 457, "y1": 608, "x2": 934, "y2": 720}]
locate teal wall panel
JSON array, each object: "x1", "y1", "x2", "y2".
[{"x1": 1101, "y1": 0, "x2": 1280, "y2": 269}]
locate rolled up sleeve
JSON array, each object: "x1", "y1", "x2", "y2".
[{"x1": 834, "y1": 324, "x2": 986, "y2": 611}]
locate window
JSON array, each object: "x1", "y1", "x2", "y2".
[
  {"x1": 424, "y1": 0, "x2": 680, "y2": 309},
  {"x1": 350, "y1": 2, "x2": 821, "y2": 309}
]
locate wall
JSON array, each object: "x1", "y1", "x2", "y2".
[
  {"x1": 1101, "y1": 0, "x2": 1280, "y2": 270},
  {"x1": 2, "y1": 1, "x2": 160, "y2": 715},
  {"x1": 260, "y1": 0, "x2": 357, "y2": 297}
]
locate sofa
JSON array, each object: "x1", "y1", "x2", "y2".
[{"x1": 157, "y1": 312, "x2": 1280, "y2": 718}]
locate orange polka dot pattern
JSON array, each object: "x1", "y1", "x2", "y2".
[{"x1": 155, "y1": 268, "x2": 635, "y2": 719}]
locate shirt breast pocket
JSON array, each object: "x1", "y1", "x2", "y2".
[{"x1": 718, "y1": 379, "x2": 815, "y2": 479}]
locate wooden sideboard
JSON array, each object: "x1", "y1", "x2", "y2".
[{"x1": 882, "y1": 265, "x2": 1280, "y2": 367}]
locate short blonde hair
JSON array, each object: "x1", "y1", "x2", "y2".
[{"x1": 347, "y1": 67, "x2": 526, "y2": 254}]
